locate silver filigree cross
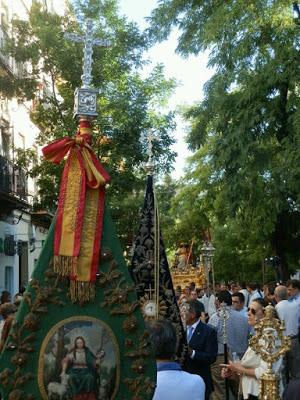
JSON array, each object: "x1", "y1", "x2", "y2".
[
  {"x1": 144, "y1": 131, "x2": 155, "y2": 175},
  {"x1": 65, "y1": 19, "x2": 111, "y2": 89},
  {"x1": 146, "y1": 131, "x2": 155, "y2": 160},
  {"x1": 218, "y1": 302, "x2": 230, "y2": 345}
]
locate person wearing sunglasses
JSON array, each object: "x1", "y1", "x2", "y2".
[{"x1": 220, "y1": 298, "x2": 283, "y2": 400}]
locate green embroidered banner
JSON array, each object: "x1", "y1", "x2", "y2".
[{"x1": 0, "y1": 208, "x2": 156, "y2": 400}]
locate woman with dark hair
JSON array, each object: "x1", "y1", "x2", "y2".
[
  {"x1": 0, "y1": 291, "x2": 11, "y2": 306},
  {"x1": 0, "y1": 303, "x2": 17, "y2": 352},
  {"x1": 61, "y1": 336, "x2": 104, "y2": 400},
  {"x1": 221, "y1": 298, "x2": 283, "y2": 400}
]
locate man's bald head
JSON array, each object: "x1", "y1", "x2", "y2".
[{"x1": 274, "y1": 285, "x2": 288, "y2": 301}]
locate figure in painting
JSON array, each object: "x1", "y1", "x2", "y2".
[
  {"x1": 60, "y1": 336, "x2": 105, "y2": 400},
  {"x1": 43, "y1": 319, "x2": 117, "y2": 400}
]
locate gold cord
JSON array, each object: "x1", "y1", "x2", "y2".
[{"x1": 153, "y1": 187, "x2": 160, "y2": 319}]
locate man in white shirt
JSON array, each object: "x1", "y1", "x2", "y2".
[
  {"x1": 231, "y1": 292, "x2": 248, "y2": 319},
  {"x1": 275, "y1": 285, "x2": 300, "y2": 379},
  {"x1": 150, "y1": 319, "x2": 205, "y2": 400},
  {"x1": 247, "y1": 283, "x2": 263, "y2": 304},
  {"x1": 208, "y1": 292, "x2": 217, "y2": 317},
  {"x1": 287, "y1": 279, "x2": 300, "y2": 305},
  {"x1": 209, "y1": 291, "x2": 249, "y2": 400},
  {"x1": 199, "y1": 288, "x2": 209, "y2": 314},
  {"x1": 287, "y1": 279, "x2": 300, "y2": 332},
  {"x1": 238, "y1": 282, "x2": 249, "y2": 307}
]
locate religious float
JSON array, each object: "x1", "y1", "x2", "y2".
[{"x1": 170, "y1": 242, "x2": 206, "y2": 289}]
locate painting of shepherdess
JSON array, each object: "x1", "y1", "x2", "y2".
[{"x1": 39, "y1": 317, "x2": 119, "y2": 400}]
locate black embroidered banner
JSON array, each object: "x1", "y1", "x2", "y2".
[{"x1": 130, "y1": 175, "x2": 187, "y2": 363}]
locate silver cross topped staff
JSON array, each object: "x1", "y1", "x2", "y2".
[
  {"x1": 219, "y1": 302, "x2": 230, "y2": 400},
  {"x1": 219, "y1": 302, "x2": 230, "y2": 345},
  {"x1": 144, "y1": 130, "x2": 155, "y2": 175},
  {"x1": 65, "y1": 19, "x2": 110, "y2": 89},
  {"x1": 65, "y1": 18, "x2": 111, "y2": 119}
]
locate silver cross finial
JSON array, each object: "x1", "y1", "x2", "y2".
[
  {"x1": 64, "y1": 19, "x2": 111, "y2": 119},
  {"x1": 146, "y1": 131, "x2": 155, "y2": 159},
  {"x1": 65, "y1": 19, "x2": 111, "y2": 89},
  {"x1": 218, "y1": 302, "x2": 230, "y2": 345},
  {"x1": 144, "y1": 131, "x2": 155, "y2": 175}
]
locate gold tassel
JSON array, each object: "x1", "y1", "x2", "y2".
[
  {"x1": 53, "y1": 255, "x2": 77, "y2": 277},
  {"x1": 70, "y1": 280, "x2": 95, "y2": 304}
]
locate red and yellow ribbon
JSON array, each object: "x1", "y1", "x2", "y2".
[{"x1": 42, "y1": 119, "x2": 110, "y2": 303}]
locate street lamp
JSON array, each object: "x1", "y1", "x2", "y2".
[
  {"x1": 293, "y1": 2, "x2": 300, "y2": 21},
  {"x1": 264, "y1": 256, "x2": 282, "y2": 284},
  {"x1": 201, "y1": 241, "x2": 216, "y2": 295}
]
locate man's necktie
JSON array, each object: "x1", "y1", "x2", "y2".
[{"x1": 187, "y1": 326, "x2": 194, "y2": 343}]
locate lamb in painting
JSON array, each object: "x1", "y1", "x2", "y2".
[
  {"x1": 99, "y1": 378, "x2": 108, "y2": 399},
  {"x1": 47, "y1": 373, "x2": 69, "y2": 400}
]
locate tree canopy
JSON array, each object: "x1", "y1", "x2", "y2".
[
  {"x1": 1, "y1": 0, "x2": 177, "y2": 248},
  {"x1": 149, "y1": 0, "x2": 300, "y2": 281}
]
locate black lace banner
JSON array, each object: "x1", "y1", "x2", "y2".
[{"x1": 130, "y1": 175, "x2": 187, "y2": 363}]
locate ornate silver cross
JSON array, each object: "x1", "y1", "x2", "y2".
[
  {"x1": 146, "y1": 131, "x2": 155, "y2": 160},
  {"x1": 65, "y1": 19, "x2": 110, "y2": 89},
  {"x1": 65, "y1": 19, "x2": 111, "y2": 119},
  {"x1": 218, "y1": 302, "x2": 230, "y2": 345},
  {"x1": 144, "y1": 131, "x2": 155, "y2": 175}
]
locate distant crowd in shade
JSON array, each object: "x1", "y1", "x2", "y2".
[{"x1": 153, "y1": 279, "x2": 300, "y2": 400}]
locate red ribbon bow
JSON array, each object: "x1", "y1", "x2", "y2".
[
  {"x1": 42, "y1": 120, "x2": 110, "y2": 302},
  {"x1": 43, "y1": 131, "x2": 109, "y2": 189}
]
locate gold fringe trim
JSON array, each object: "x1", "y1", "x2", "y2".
[
  {"x1": 70, "y1": 280, "x2": 95, "y2": 304},
  {"x1": 53, "y1": 255, "x2": 77, "y2": 277}
]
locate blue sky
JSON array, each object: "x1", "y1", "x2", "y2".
[{"x1": 118, "y1": 0, "x2": 213, "y2": 178}]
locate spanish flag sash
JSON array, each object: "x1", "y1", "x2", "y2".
[{"x1": 42, "y1": 119, "x2": 110, "y2": 303}]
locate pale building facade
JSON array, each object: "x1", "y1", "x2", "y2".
[{"x1": 0, "y1": 0, "x2": 64, "y2": 296}]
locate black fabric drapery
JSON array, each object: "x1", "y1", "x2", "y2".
[{"x1": 130, "y1": 175, "x2": 187, "y2": 363}]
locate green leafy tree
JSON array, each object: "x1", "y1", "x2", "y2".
[
  {"x1": 1, "y1": 0, "x2": 177, "y2": 248},
  {"x1": 154, "y1": 171, "x2": 210, "y2": 265},
  {"x1": 149, "y1": 0, "x2": 300, "y2": 280},
  {"x1": 155, "y1": 175, "x2": 178, "y2": 247}
]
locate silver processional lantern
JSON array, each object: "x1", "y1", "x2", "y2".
[{"x1": 201, "y1": 241, "x2": 215, "y2": 295}]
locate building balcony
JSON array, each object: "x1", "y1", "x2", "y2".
[
  {"x1": 0, "y1": 26, "x2": 13, "y2": 77},
  {"x1": 0, "y1": 154, "x2": 29, "y2": 213},
  {"x1": 0, "y1": 25, "x2": 25, "y2": 78},
  {"x1": 31, "y1": 210, "x2": 53, "y2": 229}
]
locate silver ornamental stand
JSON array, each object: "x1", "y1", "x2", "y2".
[
  {"x1": 219, "y1": 302, "x2": 230, "y2": 400},
  {"x1": 201, "y1": 240, "x2": 215, "y2": 295}
]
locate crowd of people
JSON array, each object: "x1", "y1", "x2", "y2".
[
  {"x1": 1, "y1": 279, "x2": 300, "y2": 400},
  {"x1": 152, "y1": 279, "x2": 300, "y2": 400}
]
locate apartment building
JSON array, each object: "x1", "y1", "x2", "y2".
[{"x1": 0, "y1": 0, "x2": 64, "y2": 296}]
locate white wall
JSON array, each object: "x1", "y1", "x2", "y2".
[
  {"x1": 0, "y1": 0, "x2": 63, "y2": 297},
  {"x1": 0, "y1": 221, "x2": 17, "y2": 295},
  {"x1": 29, "y1": 223, "x2": 49, "y2": 277},
  {"x1": 0, "y1": 214, "x2": 48, "y2": 297},
  {"x1": 8, "y1": 98, "x2": 40, "y2": 199}
]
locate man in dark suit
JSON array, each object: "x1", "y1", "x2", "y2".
[{"x1": 184, "y1": 299, "x2": 218, "y2": 400}]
